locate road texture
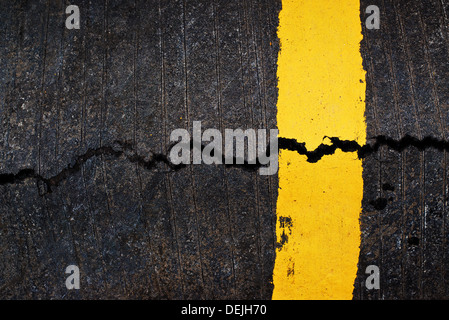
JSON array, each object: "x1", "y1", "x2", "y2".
[
  {"x1": 0, "y1": 0, "x2": 280, "y2": 299},
  {"x1": 1, "y1": 0, "x2": 449, "y2": 299},
  {"x1": 354, "y1": 0, "x2": 449, "y2": 300}
]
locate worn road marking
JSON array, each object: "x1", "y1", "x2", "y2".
[{"x1": 273, "y1": 0, "x2": 366, "y2": 299}]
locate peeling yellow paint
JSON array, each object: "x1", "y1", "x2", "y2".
[{"x1": 273, "y1": 0, "x2": 366, "y2": 299}]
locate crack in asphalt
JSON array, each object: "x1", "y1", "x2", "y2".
[
  {"x1": 1, "y1": 135, "x2": 448, "y2": 194},
  {"x1": 0, "y1": 141, "x2": 185, "y2": 194},
  {"x1": 278, "y1": 134, "x2": 449, "y2": 162}
]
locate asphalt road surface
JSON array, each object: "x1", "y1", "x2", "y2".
[{"x1": 1, "y1": 0, "x2": 449, "y2": 300}]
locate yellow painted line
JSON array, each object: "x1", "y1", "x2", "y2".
[{"x1": 273, "y1": 0, "x2": 366, "y2": 299}]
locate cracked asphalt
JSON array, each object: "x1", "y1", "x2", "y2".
[
  {"x1": 355, "y1": 0, "x2": 449, "y2": 299},
  {"x1": 1, "y1": 0, "x2": 449, "y2": 299},
  {"x1": 0, "y1": 0, "x2": 280, "y2": 299}
]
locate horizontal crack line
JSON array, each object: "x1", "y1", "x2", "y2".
[
  {"x1": 0, "y1": 134, "x2": 447, "y2": 194},
  {"x1": 279, "y1": 134, "x2": 449, "y2": 163},
  {"x1": 0, "y1": 141, "x2": 185, "y2": 194}
]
